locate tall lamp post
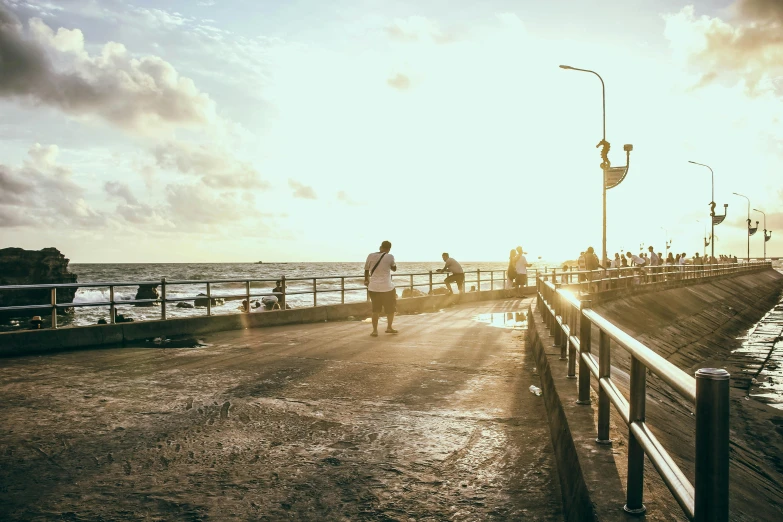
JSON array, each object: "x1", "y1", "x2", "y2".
[
  {"x1": 688, "y1": 161, "x2": 728, "y2": 262},
  {"x1": 661, "y1": 227, "x2": 672, "y2": 259},
  {"x1": 732, "y1": 192, "x2": 758, "y2": 263},
  {"x1": 752, "y1": 208, "x2": 771, "y2": 262},
  {"x1": 559, "y1": 65, "x2": 633, "y2": 273}
]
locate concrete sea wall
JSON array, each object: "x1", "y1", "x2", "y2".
[
  {"x1": 528, "y1": 268, "x2": 783, "y2": 521},
  {"x1": 0, "y1": 287, "x2": 536, "y2": 357}
]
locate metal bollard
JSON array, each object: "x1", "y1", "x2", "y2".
[
  {"x1": 51, "y1": 287, "x2": 57, "y2": 329},
  {"x1": 577, "y1": 301, "x2": 592, "y2": 404},
  {"x1": 624, "y1": 355, "x2": 647, "y2": 515},
  {"x1": 161, "y1": 278, "x2": 167, "y2": 320},
  {"x1": 694, "y1": 368, "x2": 730, "y2": 522},
  {"x1": 596, "y1": 329, "x2": 611, "y2": 444}
]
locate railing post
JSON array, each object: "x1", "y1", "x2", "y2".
[
  {"x1": 567, "y1": 303, "x2": 576, "y2": 378},
  {"x1": 340, "y1": 276, "x2": 344, "y2": 304},
  {"x1": 245, "y1": 280, "x2": 251, "y2": 313},
  {"x1": 161, "y1": 278, "x2": 167, "y2": 320},
  {"x1": 428, "y1": 271, "x2": 433, "y2": 295},
  {"x1": 694, "y1": 368, "x2": 730, "y2": 522},
  {"x1": 109, "y1": 285, "x2": 115, "y2": 324},
  {"x1": 50, "y1": 287, "x2": 57, "y2": 329},
  {"x1": 281, "y1": 276, "x2": 287, "y2": 309},
  {"x1": 206, "y1": 282, "x2": 212, "y2": 316},
  {"x1": 577, "y1": 301, "x2": 592, "y2": 404},
  {"x1": 477, "y1": 269, "x2": 481, "y2": 292},
  {"x1": 624, "y1": 355, "x2": 648, "y2": 515},
  {"x1": 313, "y1": 278, "x2": 317, "y2": 306},
  {"x1": 596, "y1": 329, "x2": 611, "y2": 444},
  {"x1": 490, "y1": 270, "x2": 494, "y2": 291},
  {"x1": 566, "y1": 303, "x2": 576, "y2": 377},
  {"x1": 410, "y1": 274, "x2": 414, "y2": 297}
]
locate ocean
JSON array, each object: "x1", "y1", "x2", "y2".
[{"x1": 2, "y1": 260, "x2": 557, "y2": 330}]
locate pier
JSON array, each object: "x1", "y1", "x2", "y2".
[{"x1": 1, "y1": 262, "x2": 782, "y2": 520}]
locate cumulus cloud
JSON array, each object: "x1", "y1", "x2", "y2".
[
  {"x1": 104, "y1": 181, "x2": 138, "y2": 204},
  {"x1": 152, "y1": 141, "x2": 268, "y2": 189},
  {"x1": 165, "y1": 183, "x2": 246, "y2": 225},
  {"x1": 664, "y1": 1, "x2": 783, "y2": 94},
  {"x1": 0, "y1": 6, "x2": 216, "y2": 132},
  {"x1": 386, "y1": 73, "x2": 410, "y2": 90},
  {"x1": 0, "y1": 143, "x2": 104, "y2": 228},
  {"x1": 288, "y1": 179, "x2": 317, "y2": 199}
]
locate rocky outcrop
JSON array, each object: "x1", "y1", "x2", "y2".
[
  {"x1": 401, "y1": 288, "x2": 427, "y2": 298},
  {"x1": 194, "y1": 293, "x2": 224, "y2": 307},
  {"x1": 134, "y1": 284, "x2": 160, "y2": 307},
  {"x1": 0, "y1": 247, "x2": 78, "y2": 317}
]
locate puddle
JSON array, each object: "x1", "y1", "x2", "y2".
[{"x1": 474, "y1": 311, "x2": 527, "y2": 329}]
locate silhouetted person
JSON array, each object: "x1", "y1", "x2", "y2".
[{"x1": 437, "y1": 252, "x2": 465, "y2": 295}]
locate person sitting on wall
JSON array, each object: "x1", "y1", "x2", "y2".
[{"x1": 30, "y1": 316, "x2": 43, "y2": 329}]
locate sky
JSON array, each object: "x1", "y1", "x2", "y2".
[{"x1": 0, "y1": 0, "x2": 781, "y2": 263}]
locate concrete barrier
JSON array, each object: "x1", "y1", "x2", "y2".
[{"x1": 0, "y1": 286, "x2": 533, "y2": 357}]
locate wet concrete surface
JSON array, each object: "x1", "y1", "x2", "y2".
[{"x1": 0, "y1": 298, "x2": 563, "y2": 521}]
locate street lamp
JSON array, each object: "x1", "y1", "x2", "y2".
[
  {"x1": 559, "y1": 65, "x2": 632, "y2": 272},
  {"x1": 732, "y1": 192, "x2": 758, "y2": 263},
  {"x1": 688, "y1": 161, "x2": 728, "y2": 262},
  {"x1": 752, "y1": 208, "x2": 771, "y2": 262},
  {"x1": 661, "y1": 227, "x2": 672, "y2": 259}
]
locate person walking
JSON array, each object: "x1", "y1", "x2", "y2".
[
  {"x1": 437, "y1": 252, "x2": 465, "y2": 295},
  {"x1": 514, "y1": 246, "x2": 529, "y2": 297},
  {"x1": 364, "y1": 240, "x2": 398, "y2": 337}
]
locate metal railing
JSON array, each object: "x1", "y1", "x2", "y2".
[
  {"x1": 0, "y1": 268, "x2": 540, "y2": 329},
  {"x1": 532, "y1": 263, "x2": 770, "y2": 521}
]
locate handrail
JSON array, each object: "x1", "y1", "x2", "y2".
[
  {"x1": 534, "y1": 260, "x2": 757, "y2": 520},
  {"x1": 0, "y1": 268, "x2": 541, "y2": 330}
]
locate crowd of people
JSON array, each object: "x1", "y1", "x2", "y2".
[{"x1": 574, "y1": 246, "x2": 740, "y2": 271}]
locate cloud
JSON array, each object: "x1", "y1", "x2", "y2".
[
  {"x1": 664, "y1": 2, "x2": 783, "y2": 94},
  {"x1": 104, "y1": 180, "x2": 138, "y2": 204},
  {"x1": 386, "y1": 73, "x2": 410, "y2": 90},
  {"x1": 386, "y1": 16, "x2": 460, "y2": 44},
  {"x1": 288, "y1": 179, "x2": 317, "y2": 200},
  {"x1": 164, "y1": 183, "x2": 246, "y2": 225},
  {"x1": 152, "y1": 140, "x2": 268, "y2": 189},
  {"x1": 0, "y1": 6, "x2": 216, "y2": 132},
  {"x1": 336, "y1": 190, "x2": 356, "y2": 205},
  {"x1": 0, "y1": 143, "x2": 104, "y2": 228}
]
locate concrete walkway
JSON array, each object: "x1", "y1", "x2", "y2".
[{"x1": 0, "y1": 298, "x2": 563, "y2": 521}]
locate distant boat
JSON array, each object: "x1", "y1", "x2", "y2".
[{"x1": 255, "y1": 261, "x2": 263, "y2": 264}]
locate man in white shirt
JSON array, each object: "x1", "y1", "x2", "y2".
[
  {"x1": 514, "y1": 246, "x2": 528, "y2": 297},
  {"x1": 364, "y1": 240, "x2": 397, "y2": 337},
  {"x1": 437, "y1": 252, "x2": 464, "y2": 295}
]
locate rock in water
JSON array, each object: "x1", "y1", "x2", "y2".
[
  {"x1": 134, "y1": 284, "x2": 160, "y2": 307},
  {"x1": 194, "y1": 293, "x2": 224, "y2": 307},
  {"x1": 0, "y1": 247, "x2": 78, "y2": 317}
]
